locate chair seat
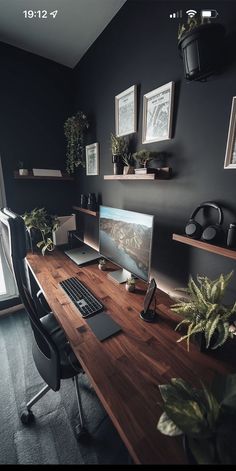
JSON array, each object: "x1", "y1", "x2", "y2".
[{"x1": 41, "y1": 313, "x2": 82, "y2": 379}]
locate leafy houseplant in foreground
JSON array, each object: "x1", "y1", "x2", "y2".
[
  {"x1": 171, "y1": 272, "x2": 236, "y2": 351},
  {"x1": 64, "y1": 111, "x2": 89, "y2": 174},
  {"x1": 23, "y1": 208, "x2": 59, "y2": 255},
  {"x1": 157, "y1": 374, "x2": 236, "y2": 464}
]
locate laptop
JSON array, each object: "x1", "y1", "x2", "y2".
[{"x1": 64, "y1": 245, "x2": 100, "y2": 266}]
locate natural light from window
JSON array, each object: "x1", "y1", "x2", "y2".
[{"x1": 0, "y1": 255, "x2": 6, "y2": 295}]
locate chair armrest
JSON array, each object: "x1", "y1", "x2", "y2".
[{"x1": 36, "y1": 289, "x2": 51, "y2": 316}]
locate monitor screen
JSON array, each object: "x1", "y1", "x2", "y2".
[{"x1": 99, "y1": 206, "x2": 154, "y2": 282}]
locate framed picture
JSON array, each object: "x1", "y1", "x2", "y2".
[
  {"x1": 142, "y1": 81, "x2": 175, "y2": 144},
  {"x1": 86, "y1": 143, "x2": 99, "y2": 176},
  {"x1": 224, "y1": 97, "x2": 236, "y2": 169},
  {"x1": 115, "y1": 85, "x2": 137, "y2": 136}
]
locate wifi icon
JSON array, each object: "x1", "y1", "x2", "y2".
[{"x1": 186, "y1": 9, "x2": 197, "y2": 18}]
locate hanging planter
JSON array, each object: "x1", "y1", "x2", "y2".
[
  {"x1": 64, "y1": 111, "x2": 89, "y2": 174},
  {"x1": 178, "y1": 19, "x2": 225, "y2": 81}
]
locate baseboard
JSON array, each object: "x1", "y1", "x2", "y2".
[{"x1": 0, "y1": 303, "x2": 24, "y2": 317}]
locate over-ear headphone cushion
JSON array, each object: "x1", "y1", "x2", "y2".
[
  {"x1": 185, "y1": 220, "x2": 203, "y2": 239},
  {"x1": 202, "y1": 224, "x2": 224, "y2": 243}
]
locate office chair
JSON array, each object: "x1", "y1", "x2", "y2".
[{"x1": 0, "y1": 207, "x2": 87, "y2": 439}]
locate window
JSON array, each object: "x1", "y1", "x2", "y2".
[{"x1": 0, "y1": 157, "x2": 18, "y2": 301}]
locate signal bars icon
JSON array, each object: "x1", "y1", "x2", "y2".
[{"x1": 169, "y1": 10, "x2": 182, "y2": 19}]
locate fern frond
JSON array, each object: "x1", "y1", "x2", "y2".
[
  {"x1": 211, "y1": 322, "x2": 229, "y2": 349},
  {"x1": 205, "y1": 314, "x2": 220, "y2": 348}
]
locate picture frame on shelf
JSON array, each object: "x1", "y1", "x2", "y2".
[
  {"x1": 224, "y1": 97, "x2": 236, "y2": 169},
  {"x1": 115, "y1": 85, "x2": 137, "y2": 137},
  {"x1": 86, "y1": 143, "x2": 99, "y2": 176},
  {"x1": 142, "y1": 81, "x2": 175, "y2": 144}
]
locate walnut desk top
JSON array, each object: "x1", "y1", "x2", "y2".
[{"x1": 26, "y1": 250, "x2": 235, "y2": 464}]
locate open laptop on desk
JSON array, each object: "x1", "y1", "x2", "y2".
[{"x1": 64, "y1": 245, "x2": 100, "y2": 266}]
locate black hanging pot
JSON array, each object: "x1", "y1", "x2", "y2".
[{"x1": 178, "y1": 23, "x2": 225, "y2": 81}]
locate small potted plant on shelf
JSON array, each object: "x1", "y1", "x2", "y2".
[
  {"x1": 125, "y1": 276, "x2": 136, "y2": 292},
  {"x1": 157, "y1": 373, "x2": 236, "y2": 464},
  {"x1": 178, "y1": 14, "x2": 225, "y2": 81},
  {"x1": 110, "y1": 133, "x2": 128, "y2": 175},
  {"x1": 64, "y1": 111, "x2": 89, "y2": 174},
  {"x1": 132, "y1": 149, "x2": 160, "y2": 174},
  {"x1": 18, "y1": 161, "x2": 29, "y2": 176},
  {"x1": 171, "y1": 271, "x2": 236, "y2": 352},
  {"x1": 98, "y1": 258, "x2": 106, "y2": 271},
  {"x1": 122, "y1": 152, "x2": 135, "y2": 175},
  {"x1": 23, "y1": 207, "x2": 60, "y2": 255}
]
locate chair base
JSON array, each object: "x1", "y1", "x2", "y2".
[{"x1": 20, "y1": 375, "x2": 88, "y2": 439}]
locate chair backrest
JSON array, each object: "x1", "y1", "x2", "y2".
[
  {"x1": 0, "y1": 208, "x2": 60, "y2": 390},
  {"x1": 0, "y1": 207, "x2": 28, "y2": 301}
]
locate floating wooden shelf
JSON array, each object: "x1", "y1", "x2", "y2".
[
  {"x1": 14, "y1": 171, "x2": 74, "y2": 181},
  {"x1": 104, "y1": 167, "x2": 172, "y2": 181},
  {"x1": 72, "y1": 206, "x2": 98, "y2": 217},
  {"x1": 173, "y1": 233, "x2": 236, "y2": 261}
]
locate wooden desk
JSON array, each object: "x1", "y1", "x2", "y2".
[{"x1": 26, "y1": 250, "x2": 235, "y2": 465}]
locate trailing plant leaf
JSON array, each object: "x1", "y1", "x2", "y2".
[{"x1": 64, "y1": 111, "x2": 89, "y2": 174}]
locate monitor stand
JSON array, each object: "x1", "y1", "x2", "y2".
[{"x1": 107, "y1": 268, "x2": 131, "y2": 284}]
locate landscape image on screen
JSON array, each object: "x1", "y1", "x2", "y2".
[{"x1": 99, "y1": 207, "x2": 153, "y2": 281}]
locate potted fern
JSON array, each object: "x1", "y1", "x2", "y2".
[
  {"x1": 171, "y1": 272, "x2": 236, "y2": 351},
  {"x1": 157, "y1": 374, "x2": 236, "y2": 464}
]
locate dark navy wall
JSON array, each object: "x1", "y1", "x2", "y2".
[
  {"x1": 73, "y1": 0, "x2": 236, "y2": 300},
  {"x1": 0, "y1": 42, "x2": 74, "y2": 216}
]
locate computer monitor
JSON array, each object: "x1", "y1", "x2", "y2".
[{"x1": 99, "y1": 206, "x2": 154, "y2": 283}]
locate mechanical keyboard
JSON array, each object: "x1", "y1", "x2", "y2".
[{"x1": 60, "y1": 276, "x2": 104, "y2": 318}]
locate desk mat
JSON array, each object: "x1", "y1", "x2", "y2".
[{"x1": 86, "y1": 312, "x2": 121, "y2": 341}]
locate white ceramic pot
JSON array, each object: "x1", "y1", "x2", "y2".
[{"x1": 19, "y1": 169, "x2": 29, "y2": 176}]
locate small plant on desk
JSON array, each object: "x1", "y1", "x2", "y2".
[
  {"x1": 98, "y1": 258, "x2": 106, "y2": 271},
  {"x1": 125, "y1": 276, "x2": 136, "y2": 292}
]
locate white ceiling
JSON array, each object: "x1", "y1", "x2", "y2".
[{"x1": 0, "y1": 0, "x2": 126, "y2": 68}]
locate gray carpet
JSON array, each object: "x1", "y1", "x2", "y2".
[{"x1": 0, "y1": 309, "x2": 130, "y2": 464}]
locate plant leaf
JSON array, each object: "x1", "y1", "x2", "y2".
[
  {"x1": 188, "y1": 436, "x2": 216, "y2": 464},
  {"x1": 205, "y1": 314, "x2": 220, "y2": 348},
  {"x1": 157, "y1": 412, "x2": 182, "y2": 436},
  {"x1": 163, "y1": 400, "x2": 207, "y2": 436}
]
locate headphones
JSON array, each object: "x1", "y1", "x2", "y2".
[{"x1": 185, "y1": 202, "x2": 225, "y2": 243}]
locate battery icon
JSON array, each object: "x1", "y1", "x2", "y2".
[{"x1": 201, "y1": 9, "x2": 219, "y2": 18}]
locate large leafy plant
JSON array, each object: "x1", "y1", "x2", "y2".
[
  {"x1": 157, "y1": 374, "x2": 236, "y2": 464},
  {"x1": 172, "y1": 272, "x2": 236, "y2": 351},
  {"x1": 64, "y1": 111, "x2": 89, "y2": 174},
  {"x1": 23, "y1": 208, "x2": 59, "y2": 255}
]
